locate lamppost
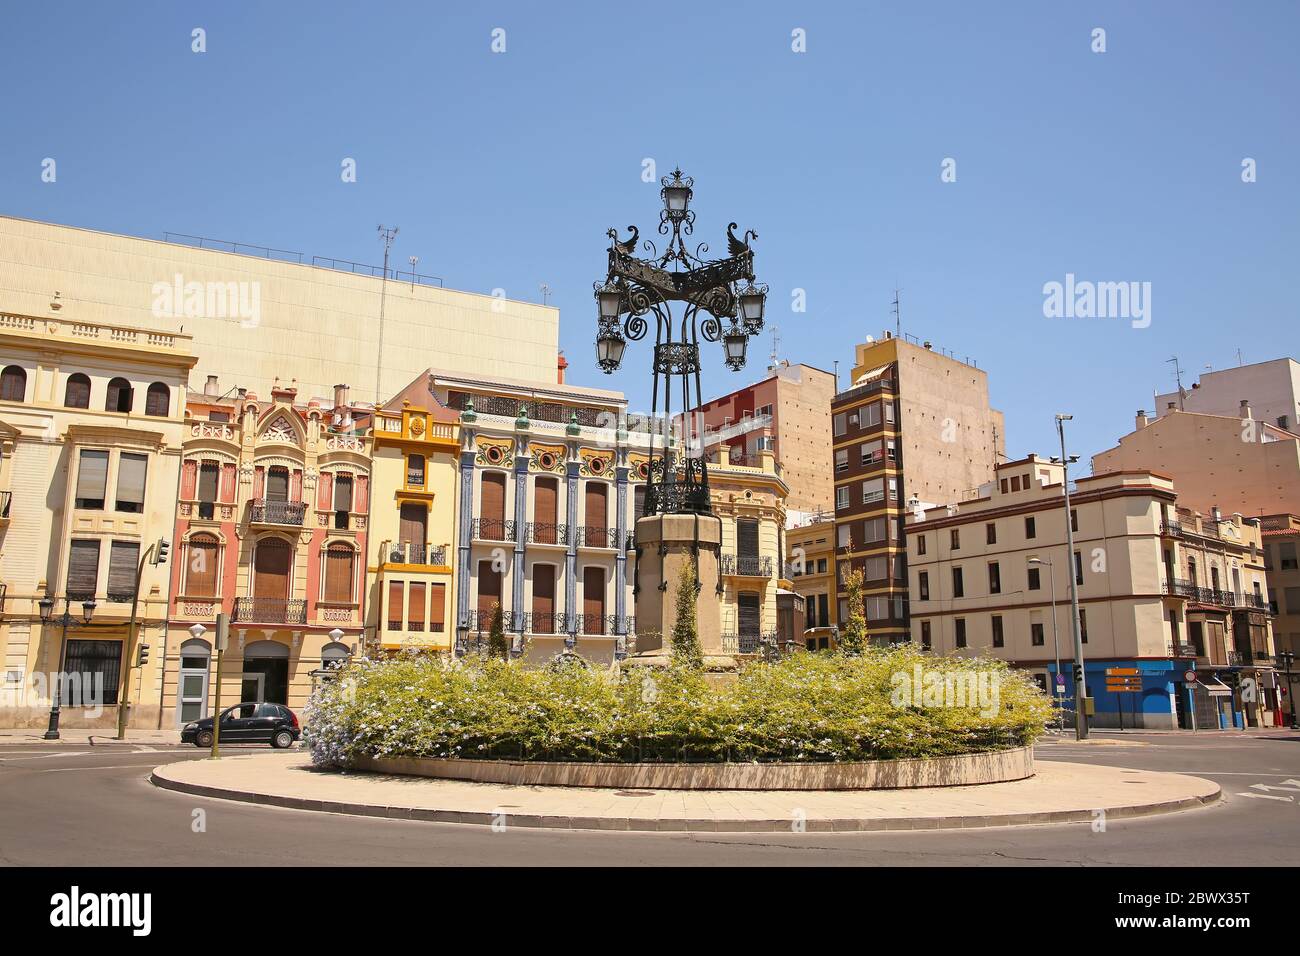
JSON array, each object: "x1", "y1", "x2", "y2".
[
  {"x1": 1027, "y1": 555, "x2": 1064, "y2": 731},
  {"x1": 1278, "y1": 649, "x2": 1298, "y2": 728},
  {"x1": 593, "y1": 168, "x2": 767, "y2": 517},
  {"x1": 1056, "y1": 413, "x2": 1088, "y2": 739},
  {"x1": 37, "y1": 593, "x2": 97, "y2": 740}
]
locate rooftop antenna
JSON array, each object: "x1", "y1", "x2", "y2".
[
  {"x1": 1236, "y1": 348, "x2": 1245, "y2": 367},
  {"x1": 769, "y1": 325, "x2": 780, "y2": 369},
  {"x1": 407, "y1": 255, "x2": 419, "y2": 290},
  {"x1": 375, "y1": 225, "x2": 399, "y2": 405},
  {"x1": 892, "y1": 284, "x2": 902, "y2": 338},
  {"x1": 1167, "y1": 355, "x2": 1185, "y2": 410},
  {"x1": 540, "y1": 283, "x2": 551, "y2": 306}
]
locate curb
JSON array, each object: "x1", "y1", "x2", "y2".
[{"x1": 148, "y1": 769, "x2": 1222, "y2": 833}]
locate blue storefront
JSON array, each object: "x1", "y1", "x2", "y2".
[{"x1": 1046, "y1": 658, "x2": 1188, "y2": 730}]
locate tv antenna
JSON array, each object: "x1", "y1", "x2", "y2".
[
  {"x1": 892, "y1": 285, "x2": 902, "y2": 337},
  {"x1": 1167, "y1": 355, "x2": 1185, "y2": 410},
  {"x1": 374, "y1": 225, "x2": 399, "y2": 405},
  {"x1": 540, "y1": 283, "x2": 551, "y2": 306},
  {"x1": 408, "y1": 255, "x2": 419, "y2": 290}
]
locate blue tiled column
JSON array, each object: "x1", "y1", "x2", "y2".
[
  {"x1": 512, "y1": 450, "x2": 528, "y2": 633},
  {"x1": 565, "y1": 458, "x2": 579, "y2": 642},
  {"x1": 456, "y1": 449, "x2": 475, "y2": 630},
  {"x1": 615, "y1": 463, "x2": 628, "y2": 634}
]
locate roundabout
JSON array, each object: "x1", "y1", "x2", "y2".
[{"x1": 150, "y1": 750, "x2": 1220, "y2": 833}]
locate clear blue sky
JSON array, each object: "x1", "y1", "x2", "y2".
[{"x1": 2, "y1": 1, "x2": 1296, "y2": 466}]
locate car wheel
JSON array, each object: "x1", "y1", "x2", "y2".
[
  {"x1": 271, "y1": 730, "x2": 294, "y2": 750},
  {"x1": 195, "y1": 730, "x2": 213, "y2": 748}
]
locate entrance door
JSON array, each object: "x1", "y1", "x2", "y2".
[
  {"x1": 240, "y1": 672, "x2": 266, "y2": 704},
  {"x1": 532, "y1": 564, "x2": 556, "y2": 633},
  {"x1": 177, "y1": 639, "x2": 212, "y2": 725},
  {"x1": 584, "y1": 483, "x2": 608, "y2": 545},
  {"x1": 738, "y1": 592, "x2": 761, "y2": 651},
  {"x1": 242, "y1": 640, "x2": 289, "y2": 705},
  {"x1": 481, "y1": 472, "x2": 506, "y2": 540},
  {"x1": 477, "y1": 559, "x2": 502, "y2": 629},
  {"x1": 533, "y1": 477, "x2": 558, "y2": 543}
]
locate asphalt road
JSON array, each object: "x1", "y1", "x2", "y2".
[{"x1": 1, "y1": 731, "x2": 1296, "y2": 866}]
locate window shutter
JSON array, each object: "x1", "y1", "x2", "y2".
[
  {"x1": 323, "y1": 547, "x2": 355, "y2": 603},
  {"x1": 180, "y1": 460, "x2": 198, "y2": 499},
  {"x1": 76, "y1": 450, "x2": 109, "y2": 502},
  {"x1": 67, "y1": 540, "x2": 101, "y2": 598},
  {"x1": 145, "y1": 383, "x2": 169, "y2": 416},
  {"x1": 354, "y1": 475, "x2": 369, "y2": 512},
  {"x1": 252, "y1": 539, "x2": 291, "y2": 599},
  {"x1": 399, "y1": 503, "x2": 426, "y2": 545},
  {"x1": 387, "y1": 580, "x2": 404, "y2": 629},
  {"x1": 534, "y1": 477, "x2": 557, "y2": 525},
  {"x1": 317, "y1": 472, "x2": 333, "y2": 511},
  {"x1": 481, "y1": 472, "x2": 505, "y2": 523},
  {"x1": 738, "y1": 592, "x2": 760, "y2": 635},
  {"x1": 334, "y1": 474, "x2": 353, "y2": 512},
  {"x1": 290, "y1": 469, "x2": 303, "y2": 502},
  {"x1": 115, "y1": 453, "x2": 148, "y2": 508},
  {"x1": 737, "y1": 519, "x2": 759, "y2": 560},
  {"x1": 585, "y1": 483, "x2": 608, "y2": 530},
  {"x1": 108, "y1": 541, "x2": 140, "y2": 598},
  {"x1": 186, "y1": 536, "x2": 219, "y2": 596},
  {"x1": 219, "y1": 463, "x2": 237, "y2": 503},
  {"x1": 429, "y1": 582, "x2": 446, "y2": 632},
  {"x1": 408, "y1": 582, "x2": 425, "y2": 631},
  {"x1": 196, "y1": 461, "x2": 218, "y2": 503}
]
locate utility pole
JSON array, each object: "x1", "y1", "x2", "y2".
[
  {"x1": 375, "y1": 225, "x2": 399, "y2": 406},
  {"x1": 1057, "y1": 413, "x2": 1089, "y2": 739},
  {"x1": 115, "y1": 537, "x2": 169, "y2": 739}
]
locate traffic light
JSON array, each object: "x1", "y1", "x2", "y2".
[
  {"x1": 153, "y1": 538, "x2": 170, "y2": 566},
  {"x1": 1072, "y1": 664, "x2": 1084, "y2": 684},
  {"x1": 136, "y1": 642, "x2": 150, "y2": 667}
]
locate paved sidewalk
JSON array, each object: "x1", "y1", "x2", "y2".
[
  {"x1": 0, "y1": 729, "x2": 182, "y2": 746},
  {"x1": 151, "y1": 752, "x2": 1221, "y2": 833}
]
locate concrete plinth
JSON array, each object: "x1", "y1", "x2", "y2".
[{"x1": 628, "y1": 513, "x2": 732, "y2": 668}]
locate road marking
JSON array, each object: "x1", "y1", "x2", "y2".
[
  {"x1": 0, "y1": 751, "x2": 95, "y2": 760},
  {"x1": 1236, "y1": 792, "x2": 1294, "y2": 802}
]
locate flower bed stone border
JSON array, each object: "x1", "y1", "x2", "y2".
[{"x1": 351, "y1": 745, "x2": 1034, "y2": 790}]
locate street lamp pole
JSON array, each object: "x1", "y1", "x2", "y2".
[
  {"x1": 1057, "y1": 414, "x2": 1088, "y2": 740},
  {"x1": 1029, "y1": 555, "x2": 1063, "y2": 731},
  {"x1": 39, "y1": 594, "x2": 97, "y2": 740}
]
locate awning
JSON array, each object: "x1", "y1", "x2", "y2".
[{"x1": 852, "y1": 364, "x2": 890, "y2": 387}]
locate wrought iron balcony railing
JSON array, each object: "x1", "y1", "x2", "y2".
[
  {"x1": 721, "y1": 554, "x2": 773, "y2": 577},
  {"x1": 522, "y1": 611, "x2": 568, "y2": 634},
  {"x1": 1168, "y1": 641, "x2": 1196, "y2": 658},
  {"x1": 250, "y1": 499, "x2": 306, "y2": 526},
  {"x1": 233, "y1": 597, "x2": 307, "y2": 624},
  {"x1": 525, "y1": 522, "x2": 568, "y2": 546},
  {"x1": 1163, "y1": 579, "x2": 1197, "y2": 598},
  {"x1": 575, "y1": 525, "x2": 618, "y2": 549},
  {"x1": 471, "y1": 517, "x2": 515, "y2": 542},
  {"x1": 381, "y1": 541, "x2": 448, "y2": 566},
  {"x1": 1160, "y1": 519, "x2": 1183, "y2": 537}
]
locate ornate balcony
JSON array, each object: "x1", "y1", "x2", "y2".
[
  {"x1": 250, "y1": 499, "x2": 306, "y2": 527},
  {"x1": 380, "y1": 540, "x2": 448, "y2": 567},
  {"x1": 1167, "y1": 641, "x2": 1196, "y2": 658},
  {"x1": 233, "y1": 597, "x2": 307, "y2": 625},
  {"x1": 575, "y1": 525, "x2": 618, "y2": 549},
  {"x1": 1159, "y1": 519, "x2": 1183, "y2": 537},
  {"x1": 721, "y1": 554, "x2": 773, "y2": 577},
  {"x1": 525, "y1": 522, "x2": 568, "y2": 546},
  {"x1": 1163, "y1": 579, "x2": 1196, "y2": 598},
  {"x1": 522, "y1": 611, "x2": 568, "y2": 634},
  {"x1": 471, "y1": 517, "x2": 515, "y2": 542}
]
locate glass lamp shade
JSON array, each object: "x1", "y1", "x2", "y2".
[
  {"x1": 81, "y1": 599, "x2": 97, "y2": 624},
  {"x1": 722, "y1": 324, "x2": 748, "y2": 370},
  {"x1": 596, "y1": 328, "x2": 626, "y2": 373},
  {"x1": 739, "y1": 287, "x2": 766, "y2": 334},
  {"x1": 663, "y1": 185, "x2": 690, "y2": 215},
  {"x1": 597, "y1": 287, "x2": 622, "y2": 320},
  {"x1": 38, "y1": 596, "x2": 54, "y2": 623}
]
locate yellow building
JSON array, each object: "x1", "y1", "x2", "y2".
[
  {"x1": 367, "y1": 377, "x2": 461, "y2": 653},
  {"x1": 786, "y1": 512, "x2": 837, "y2": 649},
  {"x1": 0, "y1": 313, "x2": 195, "y2": 729}
]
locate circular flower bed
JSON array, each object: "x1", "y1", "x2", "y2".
[{"x1": 306, "y1": 646, "x2": 1053, "y2": 767}]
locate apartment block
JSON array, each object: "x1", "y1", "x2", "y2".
[
  {"x1": 164, "y1": 381, "x2": 372, "y2": 725},
  {"x1": 786, "y1": 512, "x2": 836, "y2": 650},
  {"x1": 1155, "y1": 357, "x2": 1299, "y2": 434},
  {"x1": 690, "y1": 361, "x2": 835, "y2": 513},
  {"x1": 907, "y1": 458, "x2": 1280, "y2": 730},
  {"x1": 832, "y1": 333, "x2": 1004, "y2": 644},
  {"x1": 1, "y1": 313, "x2": 195, "y2": 728},
  {"x1": 1261, "y1": 514, "x2": 1300, "y2": 661}
]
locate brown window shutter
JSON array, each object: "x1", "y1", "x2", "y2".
[
  {"x1": 585, "y1": 483, "x2": 608, "y2": 530},
  {"x1": 67, "y1": 539, "x2": 101, "y2": 598},
  {"x1": 429, "y1": 583, "x2": 446, "y2": 632},
  {"x1": 76, "y1": 450, "x2": 109, "y2": 503},
  {"x1": 333, "y1": 474, "x2": 354, "y2": 512},
  {"x1": 197, "y1": 461, "x2": 219, "y2": 503},
  {"x1": 476, "y1": 559, "x2": 501, "y2": 615},
  {"x1": 108, "y1": 541, "x2": 140, "y2": 598},
  {"x1": 481, "y1": 472, "x2": 506, "y2": 523},
  {"x1": 533, "y1": 477, "x2": 557, "y2": 525},
  {"x1": 737, "y1": 518, "x2": 759, "y2": 560},
  {"x1": 387, "y1": 580, "x2": 404, "y2": 630},
  {"x1": 253, "y1": 539, "x2": 291, "y2": 599},
  {"x1": 738, "y1": 592, "x2": 760, "y2": 636},
  {"x1": 186, "y1": 535, "x2": 219, "y2": 596},
  {"x1": 323, "y1": 547, "x2": 355, "y2": 602},
  {"x1": 266, "y1": 467, "x2": 289, "y2": 502},
  {"x1": 399, "y1": 503, "x2": 426, "y2": 545},
  {"x1": 408, "y1": 582, "x2": 425, "y2": 631}
]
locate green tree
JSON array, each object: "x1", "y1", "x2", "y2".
[
  {"x1": 488, "y1": 601, "x2": 510, "y2": 660},
  {"x1": 670, "y1": 564, "x2": 705, "y2": 670},
  {"x1": 838, "y1": 568, "x2": 868, "y2": 655}
]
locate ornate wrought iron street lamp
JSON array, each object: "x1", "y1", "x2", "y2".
[
  {"x1": 38, "y1": 592, "x2": 97, "y2": 740},
  {"x1": 594, "y1": 168, "x2": 765, "y2": 516}
]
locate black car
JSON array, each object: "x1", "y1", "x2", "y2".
[{"x1": 182, "y1": 702, "x2": 301, "y2": 749}]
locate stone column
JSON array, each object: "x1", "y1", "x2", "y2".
[
  {"x1": 564, "y1": 458, "x2": 579, "y2": 644},
  {"x1": 456, "y1": 448, "x2": 475, "y2": 633}
]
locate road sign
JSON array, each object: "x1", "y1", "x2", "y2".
[
  {"x1": 1056, "y1": 673, "x2": 1066, "y2": 686},
  {"x1": 1206, "y1": 686, "x2": 1233, "y2": 698},
  {"x1": 1106, "y1": 667, "x2": 1140, "y2": 676},
  {"x1": 1184, "y1": 670, "x2": 1198, "y2": 683}
]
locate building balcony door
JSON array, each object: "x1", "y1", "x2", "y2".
[
  {"x1": 532, "y1": 564, "x2": 557, "y2": 633},
  {"x1": 253, "y1": 539, "x2": 291, "y2": 600},
  {"x1": 480, "y1": 472, "x2": 507, "y2": 540},
  {"x1": 582, "y1": 566, "x2": 605, "y2": 634},
  {"x1": 477, "y1": 559, "x2": 502, "y2": 628},
  {"x1": 584, "y1": 483, "x2": 608, "y2": 544},
  {"x1": 399, "y1": 502, "x2": 428, "y2": 562},
  {"x1": 534, "y1": 477, "x2": 559, "y2": 543}
]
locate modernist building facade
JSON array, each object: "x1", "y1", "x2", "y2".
[
  {"x1": 785, "y1": 512, "x2": 836, "y2": 650},
  {"x1": 906, "y1": 458, "x2": 1279, "y2": 730},
  {"x1": 0, "y1": 312, "x2": 195, "y2": 728},
  {"x1": 163, "y1": 381, "x2": 371, "y2": 725}
]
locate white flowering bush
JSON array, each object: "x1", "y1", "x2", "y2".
[{"x1": 304, "y1": 645, "x2": 1052, "y2": 767}]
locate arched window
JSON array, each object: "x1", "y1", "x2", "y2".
[
  {"x1": 185, "y1": 533, "x2": 220, "y2": 597},
  {"x1": 0, "y1": 365, "x2": 26, "y2": 402},
  {"x1": 322, "y1": 544, "x2": 356, "y2": 603},
  {"x1": 144, "y1": 382, "x2": 170, "y2": 417},
  {"x1": 252, "y1": 537, "x2": 292, "y2": 600},
  {"x1": 64, "y1": 373, "x2": 91, "y2": 408},
  {"x1": 321, "y1": 641, "x2": 350, "y2": 670},
  {"x1": 106, "y1": 377, "x2": 133, "y2": 413}
]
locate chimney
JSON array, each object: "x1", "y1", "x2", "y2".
[
  {"x1": 203, "y1": 374, "x2": 219, "y2": 398},
  {"x1": 1166, "y1": 402, "x2": 1177, "y2": 411},
  {"x1": 1135, "y1": 409, "x2": 1148, "y2": 429},
  {"x1": 333, "y1": 384, "x2": 351, "y2": 429},
  {"x1": 1212, "y1": 506, "x2": 1222, "y2": 523},
  {"x1": 557, "y1": 353, "x2": 568, "y2": 385},
  {"x1": 1239, "y1": 398, "x2": 1252, "y2": 420}
]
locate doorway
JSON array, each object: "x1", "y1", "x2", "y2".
[{"x1": 242, "y1": 640, "x2": 289, "y2": 704}]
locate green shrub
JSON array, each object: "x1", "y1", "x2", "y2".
[{"x1": 305, "y1": 645, "x2": 1053, "y2": 767}]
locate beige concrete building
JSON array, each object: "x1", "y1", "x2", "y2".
[
  {"x1": 1155, "y1": 357, "x2": 1300, "y2": 434},
  {"x1": 690, "y1": 362, "x2": 836, "y2": 513},
  {"x1": 1, "y1": 313, "x2": 195, "y2": 728},
  {"x1": 1261, "y1": 514, "x2": 1300, "y2": 661},
  {"x1": 786, "y1": 511, "x2": 836, "y2": 649},
  {"x1": 906, "y1": 458, "x2": 1279, "y2": 729},
  {"x1": 0, "y1": 216, "x2": 560, "y2": 408},
  {"x1": 832, "y1": 333, "x2": 1004, "y2": 644},
  {"x1": 1093, "y1": 407, "x2": 1300, "y2": 519}
]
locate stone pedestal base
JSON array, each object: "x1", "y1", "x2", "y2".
[{"x1": 627, "y1": 513, "x2": 732, "y2": 670}]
